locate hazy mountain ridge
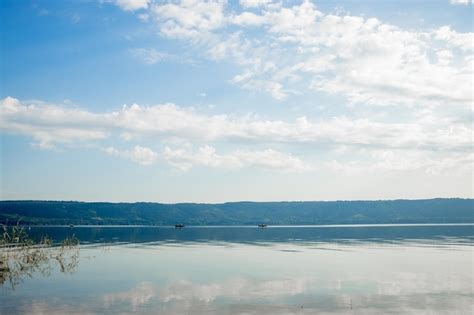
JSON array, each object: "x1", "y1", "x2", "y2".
[{"x1": 0, "y1": 199, "x2": 472, "y2": 225}]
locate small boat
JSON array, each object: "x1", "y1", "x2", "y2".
[
  {"x1": 69, "y1": 224, "x2": 74, "y2": 228},
  {"x1": 258, "y1": 224, "x2": 267, "y2": 228},
  {"x1": 175, "y1": 224, "x2": 185, "y2": 228}
]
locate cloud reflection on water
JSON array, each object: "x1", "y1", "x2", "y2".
[
  {"x1": 96, "y1": 270, "x2": 472, "y2": 314},
  {"x1": 103, "y1": 282, "x2": 156, "y2": 312},
  {"x1": 1, "y1": 226, "x2": 473, "y2": 314}
]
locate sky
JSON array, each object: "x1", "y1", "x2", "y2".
[{"x1": 0, "y1": 0, "x2": 472, "y2": 203}]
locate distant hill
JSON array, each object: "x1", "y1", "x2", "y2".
[{"x1": 0, "y1": 199, "x2": 472, "y2": 225}]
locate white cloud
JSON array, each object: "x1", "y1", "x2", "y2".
[
  {"x1": 239, "y1": 0, "x2": 273, "y2": 8},
  {"x1": 115, "y1": 0, "x2": 473, "y2": 107},
  {"x1": 434, "y1": 26, "x2": 474, "y2": 52},
  {"x1": 328, "y1": 150, "x2": 473, "y2": 175},
  {"x1": 436, "y1": 49, "x2": 453, "y2": 66},
  {"x1": 369, "y1": 150, "x2": 473, "y2": 175},
  {"x1": 0, "y1": 97, "x2": 108, "y2": 149},
  {"x1": 105, "y1": 146, "x2": 158, "y2": 165},
  {"x1": 108, "y1": 0, "x2": 150, "y2": 11},
  {"x1": 1, "y1": 97, "x2": 471, "y2": 153},
  {"x1": 163, "y1": 145, "x2": 239, "y2": 170},
  {"x1": 1, "y1": 97, "x2": 471, "y2": 173},
  {"x1": 150, "y1": 0, "x2": 226, "y2": 39},
  {"x1": 107, "y1": 103, "x2": 470, "y2": 152},
  {"x1": 163, "y1": 145, "x2": 313, "y2": 171},
  {"x1": 254, "y1": 4, "x2": 473, "y2": 105},
  {"x1": 449, "y1": 0, "x2": 472, "y2": 5},
  {"x1": 231, "y1": 12, "x2": 266, "y2": 26}
]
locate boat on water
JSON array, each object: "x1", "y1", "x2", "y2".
[
  {"x1": 175, "y1": 224, "x2": 185, "y2": 228},
  {"x1": 69, "y1": 224, "x2": 74, "y2": 228},
  {"x1": 258, "y1": 224, "x2": 267, "y2": 228}
]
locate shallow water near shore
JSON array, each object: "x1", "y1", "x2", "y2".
[{"x1": 1, "y1": 224, "x2": 473, "y2": 314}]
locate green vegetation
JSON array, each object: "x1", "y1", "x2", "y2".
[{"x1": 0, "y1": 198, "x2": 472, "y2": 225}]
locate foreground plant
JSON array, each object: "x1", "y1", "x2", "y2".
[{"x1": 0, "y1": 223, "x2": 79, "y2": 289}]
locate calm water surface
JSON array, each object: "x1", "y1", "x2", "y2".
[{"x1": 1, "y1": 224, "x2": 473, "y2": 314}]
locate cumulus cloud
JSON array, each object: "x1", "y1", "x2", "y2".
[
  {"x1": 150, "y1": 0, "x2": 226, "y2": 39},
  {"x1": 2, "y1": 97, "x2": 470, "y2": 153},
  {"x1": 1, "y1": 97, "x2": 472, "y2": 173},
  {"x1": 434, "y1": 26, "x2": 473, "y2": 52},
  {"x1": 0, "y1": 96, "x2": 108, "y2": 149},
  {"x1": 116, "y1": 0, "x2": 473, "y2": 106}
]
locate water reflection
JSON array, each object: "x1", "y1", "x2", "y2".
[
  {"x1": 25, "y1": 224, "x2": 474, "y2": 247},
  {"x1": 98, "y1": 276, "x2": 472, "y2": 315},
  {"x1": 0, "y1": 236, "x2": 79, "y2": 289},
  {"x1": 1, "y1": 225, "x2": 473, "y2": 314},
  {"x1": 4, "y1": 241, "x2": 473, "y2": 314}
]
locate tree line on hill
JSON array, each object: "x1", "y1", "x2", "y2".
[{"x1": 0, "y1": 198, "x2": 472, "y2": 225}]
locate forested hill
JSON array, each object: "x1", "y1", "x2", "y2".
[{"x1": 0, "y1": 199, "x2": 472, "y2": 226}]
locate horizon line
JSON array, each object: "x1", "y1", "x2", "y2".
[{"x1": 1, "y1": 197, "x2": 472, "y2": 205}]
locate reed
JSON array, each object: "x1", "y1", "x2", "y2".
[{"x1": 0, "y1": 222, "x2": 79, "y2": 289}]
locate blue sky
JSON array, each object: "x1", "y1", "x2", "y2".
[{"x1": 0, "y1": 0, "x2": 472, "y2": 202}]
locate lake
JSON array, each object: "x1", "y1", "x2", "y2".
[{"x1": 1, "y1": 224, "x2": 473, "y2": 314}]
